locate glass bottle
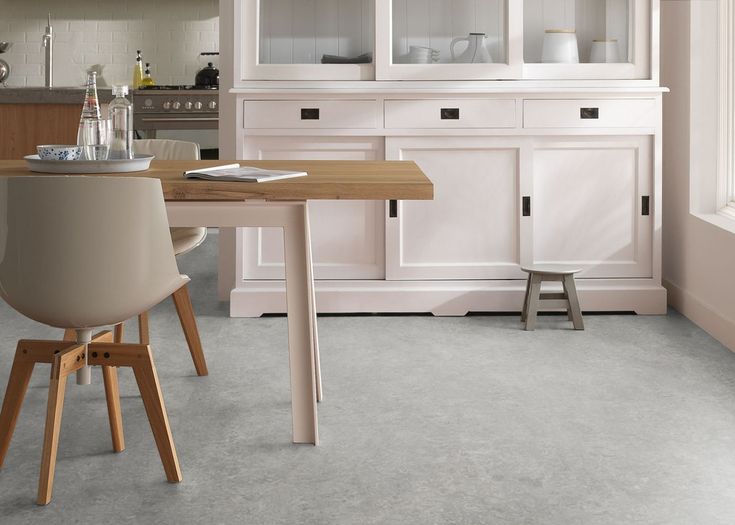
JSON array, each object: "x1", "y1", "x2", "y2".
[
  {"x1": 140, "y1": 62, "x2": 156, "y2": 87},
  {"x1": 108, "y1": 85, "x2": 133, "y2": 160},
  {"x1": 77, "y1": 71, "x2": 109, "y2": 160},
  {"x1": 132, "y1": 50, "x2": 143, "y2": 89}
]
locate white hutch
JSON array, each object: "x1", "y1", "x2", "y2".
[{"x1": 219, "y1": 0, "x2": 666, "y2": 317}]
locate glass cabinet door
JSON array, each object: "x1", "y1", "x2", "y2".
[
  {"x1": 375, "y1": 0, "x2": 522, "y2": 80},
  {"x1": 523, "y1": 0, "x2": 652, "y2": 79},
  {"x1": 241, "y1": 0, "x2": 376, "y2": 80}
]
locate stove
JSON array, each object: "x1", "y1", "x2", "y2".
[{"x1": 133, "y1": 87, "x2": 219, "y2": 131}]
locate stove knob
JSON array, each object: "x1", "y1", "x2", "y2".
[
  {"x1": 208, "y1": 100, "x2": 217, "y2": 110},
  {"x1": 163, "y1": 101, "x2": 172, "y2": 110},
  {"x1": 184, "y1": 101, "x2": 193, "y2": 110},
  {"x1": 194, "y1": 101, "x2": 203, "y2": 110},
  {"x1": 144, "y1": 98, "x2": 153, "y2": 107},
  {"x1": 172, "y1": 101, "x2": 181, "y2": 110}
]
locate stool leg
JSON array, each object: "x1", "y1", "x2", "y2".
[
  {"x1": 561, "y1": 278, "x2": 574, "y2": 322},
  {"x1": 563, "y1": 275, "x2": 584, "y2": 330},
  {"x1": 520, "y1": 274, "x2": 531, "y2": 322},
  {"x1": 524, "y1": 274, "x2": 542, "y2": 331}
]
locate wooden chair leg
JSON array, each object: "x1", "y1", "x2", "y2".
[
  {"x1": 564, "y1": 275, "x2": 585, "y2": 330},
  {"x1": 524, "y1": 274, "x2": 542, "y2": 331},
  {"x1": 89, "y1": 343, "x2": 182, "y2": 483},
  {"x1": 102, "y1": 366, "x2": 125, "y2": 453},
  {"x1": 171, "y1": 284, "x2": 209, "y2": 376},
  {"x1": 521, "y1": 274, "x2": 532, "y2": 322},
  {"x1": 138, "y1": 311, "x2": 150, "y2": 345},
  {"x1": 114, "y1": 323, "x2": 124, "y2": 343},
  {"x1": 37, "y1": 344, "x2": 86, "y2": 506},
  {"x1": 0, "y1": 345, "x2": 36, "y2": 468}
]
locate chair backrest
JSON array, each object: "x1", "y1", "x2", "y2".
[
  {"x1": 134, "y1": 139, "x2": 200, "y2": 161},
  {"x1": 0, "y1": 176, "x2": 186, "y2": 329}
]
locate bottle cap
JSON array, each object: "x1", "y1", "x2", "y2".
[{"x1": 112, "y1": 85, "x2": 129, "y2": 96}]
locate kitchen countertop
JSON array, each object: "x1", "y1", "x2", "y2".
[{"x1": 0, "y1": 87, "x2": 115, "y2": 104}]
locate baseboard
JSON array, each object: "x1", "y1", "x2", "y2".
[{"x1": 664, "y1": 279, "x2": 735, "y2": 352}]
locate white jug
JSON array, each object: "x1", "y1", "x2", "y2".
[{"x1": 450, "y1": 33, "x2": 493, "y2": 63}]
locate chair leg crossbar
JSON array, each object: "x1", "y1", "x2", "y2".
[{"x1": 0, "y1": 330, "x2": 181, "y2": 505}]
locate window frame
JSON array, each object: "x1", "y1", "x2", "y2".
[{"x1": 718, "y1": 0, "x2": 735, "y2": 219}]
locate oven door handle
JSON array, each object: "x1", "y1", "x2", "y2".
[{"x1": 139, "y1": 117, "x2": 219, "y2": 122}]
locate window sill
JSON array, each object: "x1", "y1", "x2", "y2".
[{"x1": 692, "y1": 209, "x2": 735, "y2": 235}]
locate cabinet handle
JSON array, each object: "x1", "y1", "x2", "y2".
[
  {"x1": 642, "y1": 195, "x2": 650, "y2": 216},
  {"x1": 389, "y1": 200, "x2": 398, "y2": 218},
  {"x1": 301, "y1": 108, "x2": 320, "y2": 120},
  {"x1": 580, "y1": 107, "x2": 599, "y2": 119},
  {"x1": 440, "y1": 108, "x2": 460, "y2": 120},
  {"x1": 522, "y1": 196, "x2": 531, "y2": 217}
]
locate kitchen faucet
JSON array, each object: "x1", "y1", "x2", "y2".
[{"x1": 42, "y1": 13, "x2": 52, "y2": 88}]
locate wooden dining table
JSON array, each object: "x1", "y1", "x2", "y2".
[{"x1": 0, "y1": 159, "x2": 433, "y2": 446}]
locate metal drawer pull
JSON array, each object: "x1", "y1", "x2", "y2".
[
  {"x1": 389, "y1": 200, "x2": 398, "y2": 218},
  {"x1": 440, "y1": 108, "x2": 460, "y2": 120},
  {"x1": 580, "y1": 107, "x2": 599, "y2": 119},
  {"x1": 140, "y1": 117, "x2": 219, "y2": 122},
  {"x1": 642, "y1": 196, "x2": 650, "y2": 216},
  {"x1": 522, "y1": 196, "x2": 531, "y2": 217},
  {"x1": 301, "y1": 108, "x2": 320, "y2": 120}
]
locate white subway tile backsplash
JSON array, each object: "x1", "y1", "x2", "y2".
[{"x1": 1, "y1": 0, "x2": 219, "y2": 87}]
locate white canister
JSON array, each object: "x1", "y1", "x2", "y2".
[
  {"x1": 589, "y1": 39, "x2": 621, "y2": 63},
  {"x1": 541, "y1": 29, "x2": 579, "y2": 64}
]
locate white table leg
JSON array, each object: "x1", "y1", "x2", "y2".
[
  {"x1": 166, "y1": 201, "x2": 319, "y2": 445},
  {"x1": 303, "y1": 204, "x2": 323, "y2": 403},
  {"x1": 282, "y1": 202, "x2": 320, "y2": 444}
]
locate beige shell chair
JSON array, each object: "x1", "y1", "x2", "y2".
[
  {"x1": 0, "y1": 176, "x2": 183, "y2": 505},
  {"x1": 63, "y1": 139, "x2": 209, "y2": 376}
]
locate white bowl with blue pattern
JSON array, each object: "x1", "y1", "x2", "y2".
[{"x1": 37, "y1": 145, "x2": 83, "y2": 161}]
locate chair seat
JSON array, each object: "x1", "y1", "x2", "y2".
[
  {"x1": 520, "y1": 264, "x2": 582, "y2": 275},
  {"x1": 170, "y1": 227, "x2": 207, "y2": 256}
]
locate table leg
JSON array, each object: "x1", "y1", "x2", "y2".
[
  {"x1": 303, "y1": 204, "x2": 322, "y2": 403},
  {"x1": 283, "y1": 203, "x2": 319, "y2": 445}
]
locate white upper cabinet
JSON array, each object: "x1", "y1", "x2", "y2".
[
  {"x1": 523, "y1": 0, "x2": 652, "y2": 79},
  {"x1": 240, "y1": 0, "x2": 376, "y2": 80},
  {"x1": 237, "y1": 0, "x2": 656, "y2": 81},
  {"x1": 375, "y1": 0, "x2": 522, "y2": 80}
]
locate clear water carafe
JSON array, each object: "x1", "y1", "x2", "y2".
[
  {"x1": 108, "y1": 85, "x2": 133, "y2": 160},
  {"x1": 77, "y1": 71, "x2": 109, "y2": 160}
]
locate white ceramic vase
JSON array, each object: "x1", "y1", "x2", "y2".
[
  {"x1": 589, "y1": 39, "x2": 621, "y2": 63},
  {"x1": 541, "y1": 29, "x2": 579, "y2": 64},
  {"x1": 450, "y1": 33, "x2": 493, "y2": 63}
]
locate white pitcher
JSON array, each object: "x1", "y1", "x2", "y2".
[{"x1": 450, "y1": 33, "x2": 493, "y2": 63}]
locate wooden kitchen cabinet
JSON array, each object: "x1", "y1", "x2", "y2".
[
  {"x1": 0, "y1": 104, "x2": 81, "y2": 160},
  {"x1": 385, "y1": 136, "x2": 526, "y2": 280},
  {"x1": 528, "y1": 136, "x2": 653, "y2": 279},
  {"x1": 222, "y1": 0, "x2": 666, "y2": 316},
  {"x1": 240, "y1": 136, "x2": 385, "y2": 280}
]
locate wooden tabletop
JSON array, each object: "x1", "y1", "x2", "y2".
[{"x1": 0, "y1": 160, "x2": 433, "y2": 201}]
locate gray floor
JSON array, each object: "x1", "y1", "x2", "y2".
[{"x1": 1, "y1": 235, "x2": 735, "y2": 524}]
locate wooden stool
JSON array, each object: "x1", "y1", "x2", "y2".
[{"x1": 520, "y1": 265, "x2": 584, "y2": 331}]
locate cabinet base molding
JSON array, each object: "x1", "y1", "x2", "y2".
[{"x1": 229, "y1": 279, "x2": 667, "y2": 318}]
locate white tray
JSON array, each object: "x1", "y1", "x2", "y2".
[{"x1": 24, "y1": 154, "x2": 155, "y2": 174}]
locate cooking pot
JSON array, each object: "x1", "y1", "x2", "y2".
[{"x1": 195, "y1": 52, "x2": 219, "y2": 88}]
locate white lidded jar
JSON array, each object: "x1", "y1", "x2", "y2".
[
  {"x1": 541, "y1": 29, "x2": 579, "y2": 63},
  {"x1": 589, "y1": 39, "x2": 621, "y2": 63},
  {"x1": 108, "y1": 85, "x2": 134, "y2": 160}
]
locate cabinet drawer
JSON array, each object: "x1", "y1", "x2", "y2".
[
  {"x1": 523, "y1": 99, "x2": 657, "y2": 128},
  {"x1": 384, "y1": 99, "x2": 516, "y2": 129},
  {"x1": 244, "y1": 100, "x2": 378, "y2": 129}
]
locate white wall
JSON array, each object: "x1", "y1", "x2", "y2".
[
  {"x1": 661, "y1": 1, "x2": 735, "y2": 351},
  {"x1": 0, "y1": 0, "x2": 219, "y2": 87}
]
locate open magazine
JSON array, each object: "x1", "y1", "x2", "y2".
[{"x1": 184, "y1": 163, "x2": 307, "y2": 182}]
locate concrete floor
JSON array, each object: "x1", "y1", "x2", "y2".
[{"x1": 1, "y1": 234, "x2": 735, "y2": 524}]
